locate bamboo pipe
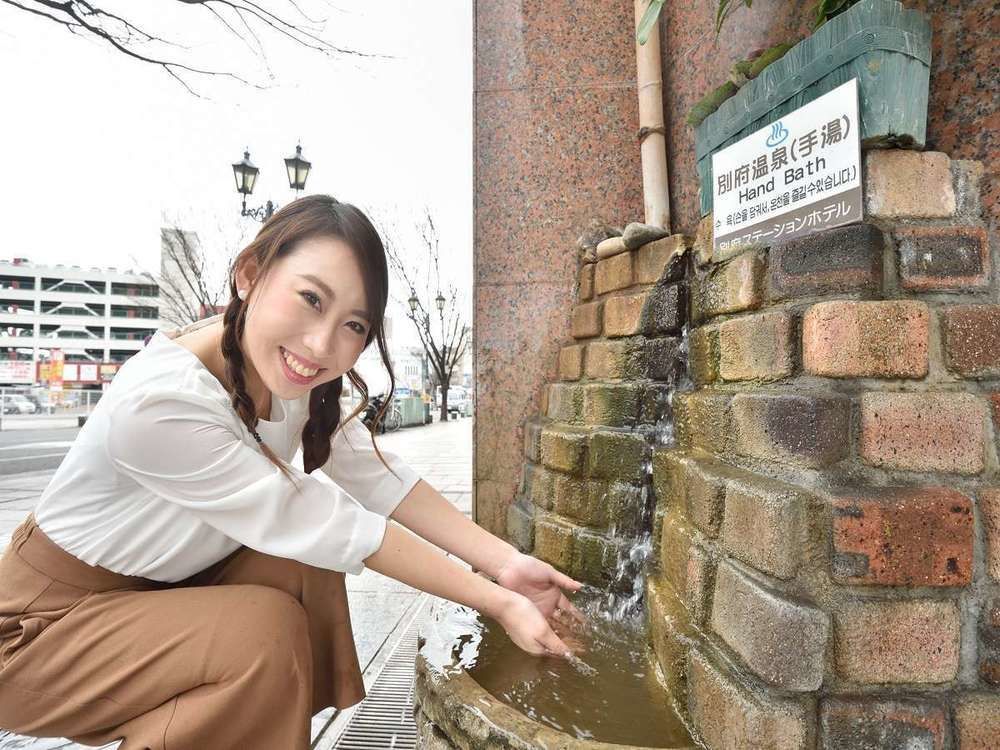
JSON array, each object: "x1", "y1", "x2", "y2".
[{"x1": 634, "y1": 0, "x2": 671, "y2": 231}]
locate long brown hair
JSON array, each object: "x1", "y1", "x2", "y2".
[{"x1": 221, "y1": 194, "x2": 399, "y2": 489}]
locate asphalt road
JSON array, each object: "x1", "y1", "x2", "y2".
[{"x1": 0, "y1": 426, "x2": 80, "y2": 476}]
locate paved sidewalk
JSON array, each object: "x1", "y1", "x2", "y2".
[{"x1": 0, "y1": 417, "x2": 473, "y2": 749}]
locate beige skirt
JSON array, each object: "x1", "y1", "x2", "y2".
[{"x1": 0, "y1": 513, "x2": 365, "y2": 749}]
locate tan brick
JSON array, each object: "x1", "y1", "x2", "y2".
[
  {"x1": 603, "y1": 291, "x2": 647, "y2": 337},
  {"x1": 803, "y1": 300, "x2": 929, "y2": 379},
  {"x1": 533, "y1": 514, "x2": 574, "y2": 572},
  {"x1": 570, "y1": 300, "x2": 602, "y2": 339},
  {"x1": 694, "y1": 251, "x2": 765, "y2": 320},
  {"x1": 539, "y1": 427, "x2": 588, "y2": 473},
  {"x1": 557, "y1": 344, "x2": 584, "y2": 381},
  {"x1": 865, "y1": 150, "x2": 956, "y2": 219},
  {"x1": 859, "y1": 392, "x2": 987, "y2": 475},
  {"x1": 835, "y1": 600, "x2": 961, "y2": 683},
  {"x1": 594, "y1": 251, "x2": 633, "y2": 295},
  {"x1": 689, "y1": 325, "x2": 719, "y2": 385},
  {"x1": 719, "y1": 311, "x2": 795, "y2": 382},
  {"x1": 583, "y1": 338, "x2": 644, "y2": 379},
  {"x1": 635, "y1": 235, "x2": 685, "y2": 285},
  {"x1": 578, "y1": 263, "x2": 594, "y2": 301}
]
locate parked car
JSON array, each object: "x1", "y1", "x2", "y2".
[
  {"x1": 2, "y1": 394, "x2": 37, "y2": 415},
  {"x1": 438, "y1": 386, "x2": 471, "y2": 419}
]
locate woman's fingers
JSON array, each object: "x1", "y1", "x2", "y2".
[
  {"x1": 538, "y1": 629, "x2": 572, "y2": 658},
  {"x1": 552, "y1": 569, "x2": 583, "y2": 591},
  {"x1": 557, "y1": 593, "x2": 586, "y2": 624}
]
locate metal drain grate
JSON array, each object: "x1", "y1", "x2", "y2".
[{"x1": 330, "y1": 602, "x2": 426, "y2": 749}]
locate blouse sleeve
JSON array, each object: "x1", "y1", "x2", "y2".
[
  {"x1": 317, "y1": 411, "x2": 421, "y2": 518},
  {"x1": 105, "y1": 389, "x2": 387, "y2": 576}
]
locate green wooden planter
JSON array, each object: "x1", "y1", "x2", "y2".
[{"x1": 695, "y1": 0, "x2": 931, "y2": 217}]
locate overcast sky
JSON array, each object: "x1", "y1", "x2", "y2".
[{"x1": 0, "y1": 1, "x2": 472, "y2": 352}]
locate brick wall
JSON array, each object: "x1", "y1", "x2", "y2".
[{"x1": 650, "y1": 150, "x2": 1000, "y2": 749}]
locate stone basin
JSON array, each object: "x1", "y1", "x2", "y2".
[{"x1": 414, "y1": 600, "x2": 696, "y2": 750}]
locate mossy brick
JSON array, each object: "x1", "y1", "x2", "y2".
[
  {"x1": 895, "y1": 226, "x2": 990, "y2": 291},
  {"x1": 803, "y1": 301, "x2": 929, "y2": 379},
  {"x1": 578, "y1": 262, "x2": 595, "y2": 301},
  {"x1": 570, "y1": 528, "x2": 624, "y2": 590},
  {"x1": 719, "y1": 310, "x2": 796, "y2": 382},
  {"x1": 539, "y1": 427, "x2": 588, "y2": 473},
  {"x1": 528, "y1": 465, "x2": 556, "y2": 511},
  {"x1": 721, "y1": 472, "x2": 808, "y2": 580},
  {"x1": 689, "y1": 325, "x2": 719, "y2": 386},
  {"x1": 604, "y1": 481, "x2": 644, "y2": 537},
  {"x1": 686, "y1": 543, "x2": 717, "y2": 626},
  {"x1": 859, "y1": 392, "x2": 987, "y2": 475},
  {"x1": 693, "y1": 251, "x2": 765, "y2": 321},
  {"x1": 506, "y1": 499, "x2": 535, "y2": 553},
  {"x1": 731, "y1": 392, "x2": 849, "y2": 468},
  {"x1": 768, "y1": 223, "x2": 883, "y2": 301},
  {"x1": 674, "y1": 391, "x2": 733, "y2": 454},
  {"x1": 835, "y1": 599, "x2": 960, "y2": 684},
  {"x1": 533, "y1": 515, "x2": 575, "y2": 573},
  {"x1": 545, "y1": 383, "x2": 584, "y2": 424},
  {"x1": 582, "y1": 383, "x2": 642, "y2": 427},
  {"x1": 687, "y1": 649, "x2": 813, "y2": 750},
  {"x1": 639, "y1": 383, "x2": 673, "y2": 425},
  {"x1": 587, "y1": 430, "x2": 649, "y2": 481},
  {"x1": 683, "y1": 457, "x2": 730, "y2": 538},
  {"x1": 660, "y1": 512, "x2": 695, "y2": 597},
  {"x1": 603, "y1": 291, "x2": 649, "y2": 338},
  {"x1": 710, "y1": 560, "x2": 830, "y2": 691},
  {"x1": 584, "y1": 338, "x2": 647, "y2": 380},
  {"x1": 553, "y1": 474, "x2": 608, "y2": 528},
  {"x1": 594, "y1": 251, "x2": 634, "y2": 295},
  {"x1": 523, "y1": 417, "x2": 544, "y2": 462},
  {"x1": 941, "y1": 305, "x2": 1000, "y2": 378},
  {"x1": 829, "y1": 487, "x2": 974, "y2": 587},
  {"x1": 651, "y1": 448, "x2": 685, "y2": 513},
  {"x1": 635, "y1": 235, "x2": 686, "y2": 285},
  {"x1": 557, "y1": 344, "x2": 584, "y2": 381},
  {"x1": 820, "y1": 699, "x2": 950, "y2": 750},
  {"x1": 645, "y1": 336, "x2": 683, "y2": 382},
  {"x1": 570, "y1": 300, "x2": 602, "y2": 339},
  {"x1": 517, "y1": 461, "x2": 537, "y2": 499},
  {"x1": 645, "y1": 282, "x2": 685, "y2": 335}
]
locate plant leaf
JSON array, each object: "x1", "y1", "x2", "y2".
[{"x1": 636, "y1": 0, "x2": 666, "y2": 45}]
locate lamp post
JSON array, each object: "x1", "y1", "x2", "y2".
[{"x1": 232, "y1": 143, "x2": 312, "y2": 222}]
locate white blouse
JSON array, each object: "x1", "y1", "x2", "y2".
[{"x1": 32, "y1": 314, "x2": 421, "y2": 582}]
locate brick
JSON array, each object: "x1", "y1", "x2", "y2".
[
  {"x1": 710, "y1": 561, "x2": 830, "y2": 691},
  {"x1": 688, "y1": 325, "x2": 719, "y2": 386},
  {"x1": 594, "y1": 251, "x2": 633, "y2": 294},
  {"x1": 693, "y1": 214, "x2": 714, "y2": 267},
  {"x1": 651, "y1": 448, "x2": 684, "y2": 514},
  {"x1": 552, "y1": 474, "x2": 606, "y2": 528},
  {"x1": 980, "y1": 489, "x2": 1000, "y2": 582},
  {"x1": 686, "y1": 544, "x2": 716, "y2": 625},
  {"x1": 544, "y1": 383, "x2": 583, "y2": 424},
  {"x1": 578, "y1": 262, "x2": 594, "y2": 301},
  {"x1": 645, "y1": 336, "x2": 683, "y2": 382},
  {"x1": 803, "y1": 300, "x2": 929, "y2": 379},
  {"x1": 718, "y1": 310, "x2": 795, "y2": 382},
  {"x1": 639, "y1": 383, "x2": 672, "y2": 425},
  {"x1": 687, "y1": 649, "x2": 813, "y2": 750},
  {"x1": 859, "y1": 392, "x2": 987, "y2": 475},
  {"x1": 955, "y1": 695, "x2": 1000, "y2": 750},
  {"x1": 603, "y1": 291, "x2": 647, "y2": 337},
  {"x1": 830, "y1": 487, "x2": 974, "y2": 586},
  {"x1": 721, "y1": 473, "x2": 808, "y2": 579},
  {"x1": 604, "y1": 481, "x2": 644, "y2": 537},
  {"x1": 635, "y1": 235, "x2": 685, "y2": 285},
  {"x1": 834, "y1": 599, "x2": 960, "y2": 683},
  {"x1": 694, "y1": 251, "x2": 765, "y2": 320},
  {"x1": 523, "y1": 418, "x2": 544, "y2": 462},
  {"x1": 584, "y1": 338, "x2": 646, "y2": 380},
  {"x1": 895, "y1": 226, "x2": 991, "y2": 291},
  {"x1": 768, "y1": 223, "x2": 883, "y2": 300},
  {"x1": 865, "y1": 150, "x2": 956, "y2": 219},
  {"x1": 659, "y1": 511, "x2": 694, "y2": 596},
  {"x1": 528, "y1": 465, "x2": 556, "y2": 510},
  {"x1": 587, "y1": 430, "x2": 648, "y2": 481},
  {"x1": 820, "y1": 698, "x2": 950, "y2": 750},
  {"x1": 941, "y1": 305, "x2": 1000, "y2": 378},
  {"x1": 953, "y1": 158, "x2": 985, "y2": 219},
  {"x1": 683, "y1": 457, "x2": 728, "y2": 538},
  {"x1": 674, "y1": 391, "x2": 733, "y2": 454},
  {"x1": 539, "y1": 427, "x2": 588, "y2": 473},
  {"x1": 557, "y1": 344, "x2": 584, "y2": 381},
  {"x1": 581, "y1": 383, "x2": 641, "y2": 427},
  {"x1": 644, "y1": 282, "x2": 685, "y2": 334},
  {"x1": 570, "y1": 300, "x2": 602, "y2": 339},
  {"x1": 506, "y1": 499, "x2": 535, "y2": 552},
  {"x1": 533, "y1": 514, "x2": 575, "y2": 572},
  {"x1": 570, "y1": 528, "x2": 624, "y2": 589},
  {"x1": 731, "y1": 392, "x2": 850, "y2": 468},
  {"x1": 978, "y1": 598, "x2": 1000, "y2": 686}
]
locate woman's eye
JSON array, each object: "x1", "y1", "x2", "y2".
[
  {"x1": 300, "y1": 291, "x2": 321, "y2": 309},
  {"x1": 347, "y1": 321, "x2": 367, "y2": 335}
]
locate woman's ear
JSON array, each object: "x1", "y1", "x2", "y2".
[{"x1": 234, "y1": 258, "x2": 260, "y2": 298}]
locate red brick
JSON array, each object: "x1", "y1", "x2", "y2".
[
  {"x1": 835, "y1": 599, "x2": 961, "y2": 683},
  {"x1": 803, "y1": 300, "x2": 929, "y2": 379},
  {"x1": 980, "y1": 489, "x2": 1000, "y2": 582},
  {"x1": 895, "y1": 226, "x2": 990, "y2": 291},
  {"x1": 865, "y1": 150, "x2": 956, "y2": 219},
  {"x1": 731, "y1": 392, "x2": 850, "y2": 468},
  {"x1": 570, "y1": 300, "x2": 602, "y2": 339},
  {"x1": 859, "y1": 392, "x2": 987, "y2": 475},
  {"x1": 830, "y1": 487, "x2": 974, "y2": 586},
  {"x1": 768, "y1": 223, "x2": 883, "y2": 301},
  {"x1": 941, "y1": 305, "x2": 1000, "y2": 378},
  {"x1": 820, "y1": 699, "x2": 950, "y2": 750},
  {"x1": 594, "y1": 251, "x2": 633, "y2": 294},
  {"x1": 557, "y1": 344, "x2": 584, "y2": 381},
  {"x1": 578, "y1": 263, "x2": 594, "y2": 301},
  {"x1": 694, "y1": 251, "x2": 765, "y2": 321},
  {"x1": 955, "y1": 696, "x2": 1000, "y2": 750},
  {"x1": 719, "y1": 311, "x2": 795, "y2": 382}
]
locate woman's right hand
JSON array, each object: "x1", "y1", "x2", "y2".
[{"x1": 494, "y1": 590, "x2": 579, "y2": 658}]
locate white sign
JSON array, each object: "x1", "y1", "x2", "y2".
[
  {"x1": 0, "y1": 360, "x2": 33, "y2": 384},
  {"x1": 712, "y1": 78, "x2": 862, "y2": 256}
]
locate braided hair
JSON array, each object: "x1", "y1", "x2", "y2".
[{"x1": 220, "y1": 195, "x2": 400, "y2": 492}]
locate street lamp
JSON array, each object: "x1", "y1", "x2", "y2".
[
  {"x1": 435, "y1": 292, "x2": 445, "y2": 313},
  {"x1": 231, "y1": 143, "x2": 313, "y2": 222},
  {"x1": 408, "y1": 291, "x2": 419, "y2": 314}
]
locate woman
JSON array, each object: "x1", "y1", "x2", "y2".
[{"x1": 0, "y1": 195, "x2": 583, "y2": 749}]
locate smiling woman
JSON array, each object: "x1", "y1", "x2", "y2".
[{"x1": 0, "y1": 194, "x2": 584, "y2": 750}]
